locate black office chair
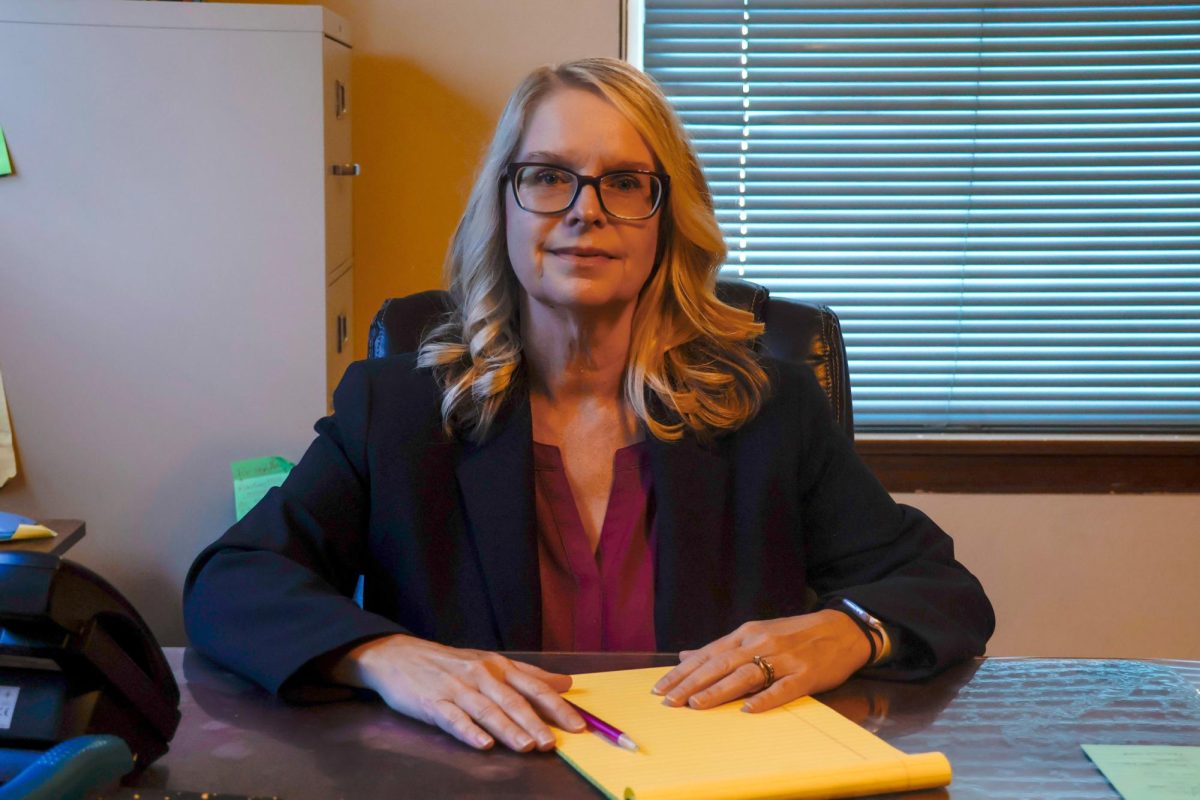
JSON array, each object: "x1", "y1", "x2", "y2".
[{"x1": 368, "y1": 279, "x2": 854, "y2": 439}]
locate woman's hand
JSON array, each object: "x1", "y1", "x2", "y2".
[
  {"x1": 328, "y1": 634, "x2": 587, "y2": 752},
  {"x1": 651, "y1": 610, "x2": 872, "y2": 713}
]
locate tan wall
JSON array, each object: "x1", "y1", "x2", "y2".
[
  {"x1": 209, "y1": 3, "x2": 1200, "y2": 661},
  {"x1": 906, "y1": 493, "x2": 1200, "y2": 660}
]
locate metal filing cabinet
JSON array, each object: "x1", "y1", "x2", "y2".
[{"x1": 0, "y1": 0, "x2": 354, "y2": 643}]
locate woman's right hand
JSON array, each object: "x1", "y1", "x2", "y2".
[{"x1": 327, "y1": 633, "x2": 587, "y2": 752}]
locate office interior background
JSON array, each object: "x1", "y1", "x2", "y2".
[{"x1": 0, "y1": 0, "x2": 1196, "y2": 659}]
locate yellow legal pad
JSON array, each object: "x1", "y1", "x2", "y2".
[{"x1": 554, "y1": 666, "x2": 950, "y2": 800}]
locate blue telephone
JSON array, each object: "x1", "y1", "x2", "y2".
[
  {"x1": 0, "y1": 735, "x2": 132, "y2": 799},
  {"x1": 0, "y1": 551, "x2": 180, "y2": 797}
]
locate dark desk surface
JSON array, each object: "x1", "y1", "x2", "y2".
[{"x1": 136, "y1": 649, "x2": 1200, "y2": 800}]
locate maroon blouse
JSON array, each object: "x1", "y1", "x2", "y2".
[{"x1": 532, "y1": 441, "x2": 657, "y2": 652}]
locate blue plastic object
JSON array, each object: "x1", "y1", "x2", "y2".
[
  {"x1": 0, "y1": 735, "x2": 134, "y2": 800},
  {"x1": 0, "y1": 513, "x2": 35, "y2": 539}
]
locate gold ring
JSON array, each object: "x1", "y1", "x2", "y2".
[{"x1": 751, "y1": 655, "x2": 775, "y2": 690}]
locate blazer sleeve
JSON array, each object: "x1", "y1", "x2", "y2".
[
  {"x1": 183, "y1": 359, "x2": 407, "y2": 697},
  {"x1": 789, "y1": 366, "x2": 996, "y2": 679}
]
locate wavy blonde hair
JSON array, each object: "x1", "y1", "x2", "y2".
[{"x1": 418, "y1": 58, "x2": 767, "y2": 442}]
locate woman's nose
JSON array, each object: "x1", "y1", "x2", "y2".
[{"x1": 566, "y1": 183, "x2": 606, "y2": 227}]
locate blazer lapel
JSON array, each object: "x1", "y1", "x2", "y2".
[
  {"x1": 455, "y1": 398, "x2": 542, "y2": 650},
  {"x1": 648, "y1": 433, "x2": 732, "y2": 651}
]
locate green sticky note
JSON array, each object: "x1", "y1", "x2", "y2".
[
  {"x1": 1082, "y1": 745, "x2": 1200, "y2": 800},
  {"x1": 231, "y1": 456, "x2": 295, "y2": 521},
  {"x1": 0, "y1": 127, "x2": 11, "y2": 176}
]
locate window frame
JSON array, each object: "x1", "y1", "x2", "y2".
[{"x1": 854, "y1": 434, "x2": 1200, "y2": 493}]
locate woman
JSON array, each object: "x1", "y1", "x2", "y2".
[{"x1": 184, "y1": 58, "x2": 993, "y2": 754}]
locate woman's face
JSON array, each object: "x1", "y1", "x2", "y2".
[{"x1": 505, "y1": 88, "x2": 661, "y2": 315}]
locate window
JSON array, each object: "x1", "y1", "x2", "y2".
[{"x1": 636, "y1": 0, "x2": 1200, "y2": 490}]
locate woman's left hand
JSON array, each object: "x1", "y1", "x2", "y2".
[{"x1": 651, "y1": 610, "x2": 873, "y2": 713}]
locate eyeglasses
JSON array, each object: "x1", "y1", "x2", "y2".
[{"x1": 504, "y1": 162, "x2": 669, "y2": 221}]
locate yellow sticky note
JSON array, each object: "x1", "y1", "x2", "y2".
[
  {"x1": 10, "y1": 524, "x2": 57, "y2": 542},
  {"x1": 0, "y1": 127, "x2": 11, "y2": 177},
  {"x1": 0, "y1": 369, "x2": 15, "y2": 486}
]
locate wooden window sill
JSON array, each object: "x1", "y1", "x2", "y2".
[{"x1": 854, "y1": 435, "x2": 1200, "y2": 494}]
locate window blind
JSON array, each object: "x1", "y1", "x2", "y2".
[{"x1": 642, "y1": 0, "x2": 1200, "y2": 432}]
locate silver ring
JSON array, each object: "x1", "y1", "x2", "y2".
[{"x1": 751, "y1": 655, "x2": 775, "y2": 690}]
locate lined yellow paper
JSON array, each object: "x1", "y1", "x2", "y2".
[{"x1": 555, "y1": 666, "x2": 950, "y2": 800}]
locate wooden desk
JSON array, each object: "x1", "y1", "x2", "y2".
[
  {"x1": 133, "y1": 649, "x2": 1200, "y2": 799},
  {"x1": 0, "y1": 519, "x2": 85, "y2": 556}
]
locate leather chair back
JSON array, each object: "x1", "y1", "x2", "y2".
[{"x1": 367, "y1": 279, "x2": 854, "y2": 438}]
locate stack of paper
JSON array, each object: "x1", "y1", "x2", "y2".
[{"x1": 555, "y1": 666, "x2": 950, "y2": 800}]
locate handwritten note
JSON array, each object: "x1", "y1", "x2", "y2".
[
  {"x1": 0, "y1": 369, "x2": 16, "y2": 486},
  {"x1": 231, "y1": 455, "x2": 295, "y2": 520},
  {"x1": 1083, "y1": 745, "x2": 1200, "y2": 800},
  {"x1": 0, "y1": 127, "x2": 11, "y2": 176}
]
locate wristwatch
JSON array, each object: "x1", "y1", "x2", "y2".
[{"x1": 832, "y1": 598, "x2": 893, "y2": 666}]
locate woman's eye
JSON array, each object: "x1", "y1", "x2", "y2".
[
  {"x1": 532, "y1": 169, "x2": 569, "y2": 186},
  {"x1": 609, "y1": 174, "x2": 643, "y2": 192}
]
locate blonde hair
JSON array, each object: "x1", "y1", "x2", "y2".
[{"x1": 418, "y1": 58, "x2": 767, "y2": 441}]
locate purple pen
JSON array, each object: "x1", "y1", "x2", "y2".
[{"x1": 565, "y1": 699, "x2": 640, "y2": 752}]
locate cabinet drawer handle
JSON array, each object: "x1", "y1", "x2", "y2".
[
  {"x1": 331, "y1": 163, "x2": 360, "y2": 176},
  {"x1": 335, "y1": 80, "x2": 348, "y2": 118},
  {"x1": 336, "y1": 313, "x2": 348, "y2": 354}
]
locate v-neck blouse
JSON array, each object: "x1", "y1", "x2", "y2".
[{"x1": 532, "y1": 440, "x2": 657, "y2": 652}]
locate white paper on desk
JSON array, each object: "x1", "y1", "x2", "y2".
[{"x1": 0, "y1": 369, "x2": 16, "y2": 487}]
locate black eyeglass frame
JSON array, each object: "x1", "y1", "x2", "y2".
[{"x1": 503, "y1": 162, "x2": 671, "y2": 221}]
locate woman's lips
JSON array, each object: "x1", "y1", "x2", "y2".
[
  {"x1": 548, "y1": 247, "x2": 617, "y2": 267},
  {"x1": 550, "y1": 247, "x2": 615, "y2": 258}
]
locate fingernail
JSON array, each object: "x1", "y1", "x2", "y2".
[
  {"x1": 688, "y1": 696, "x2": 704, "y2": 709},
  {"x1": 650, "y1": 684, "x2": 664, "y2": 695},
  {"x1": 475, "y1": 733, "x2": 493, "y2": 748},
  {"x1": 516, "y1": 735, "x2": 534, "y2": 750},
  {"x1": 571, "y1": 716, "x2": 587, "y2": 732},
  {"x1": 538, "y1": 735, "x2": 555, "y2": 749}
]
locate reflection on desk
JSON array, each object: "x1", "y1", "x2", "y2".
[{"x1": 129, "y1": 649, "x2": 1200, "y2": 800}]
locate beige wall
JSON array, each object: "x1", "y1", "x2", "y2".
[
  {"x1": 211, "y1": 2, "x2": 1200, "y2": 661},
  {"x1": 907, "y1": 493, "x2": 1200, "y2": 660}
]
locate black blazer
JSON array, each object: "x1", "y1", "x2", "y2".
[{"x1": 184, "y1": 354, "x2": 994, "y2": 696}]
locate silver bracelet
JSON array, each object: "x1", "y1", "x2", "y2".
[{"x1": 837, "y1": 598, "x2": 893, "y2": 666}]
